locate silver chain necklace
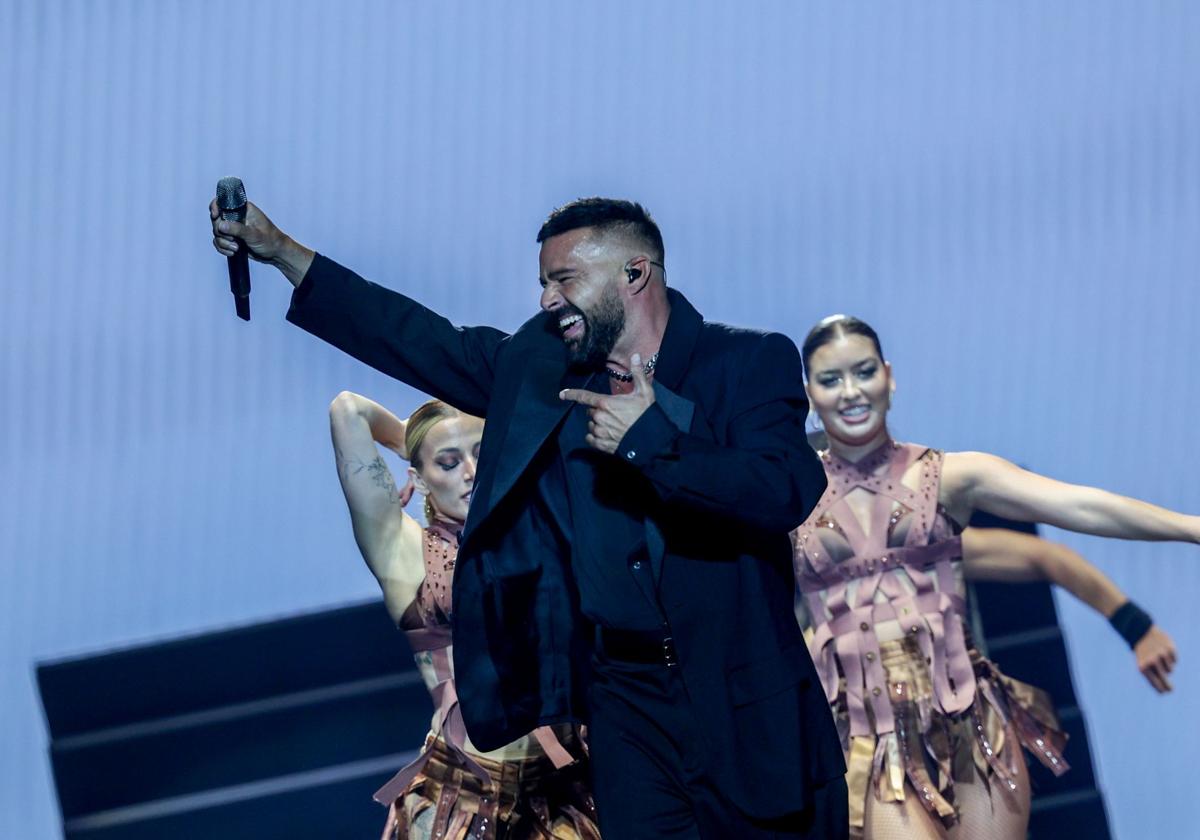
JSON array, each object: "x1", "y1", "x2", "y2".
[{"x1": 606, "y1": 352, "x2": 659, "y2": 383}]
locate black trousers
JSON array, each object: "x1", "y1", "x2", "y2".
[{"x1": 586, "y1": 651, "x2": 849, "y2": 840}]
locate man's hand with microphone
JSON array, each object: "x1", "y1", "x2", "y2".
[{"x1": 209, "y1": 199, "x2": 315, "y2": 288}]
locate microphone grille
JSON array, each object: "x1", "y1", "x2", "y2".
[{"x1": 216, "y1": 176, "x2": 247, "y2": 211}]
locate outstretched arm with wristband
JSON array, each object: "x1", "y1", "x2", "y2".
[{"x1": 962, "y1": 527, "x2": 1177, "y2": 693}]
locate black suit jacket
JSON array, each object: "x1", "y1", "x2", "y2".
[{"x1": 287, "y1": 254, "x2": 846, "y2": 817}]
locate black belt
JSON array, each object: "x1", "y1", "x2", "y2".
[{"x1": 597, "y1": 626, "x2": 678, "y2": 667}]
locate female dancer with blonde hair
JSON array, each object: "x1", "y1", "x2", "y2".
[
  {"x1": 329, "y1": 392, "x2": 600, "y2": 840},
  {"x1": 793, "y1": 316, "x2": 1185, "y2": 840}
]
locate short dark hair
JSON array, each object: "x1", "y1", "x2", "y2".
[
  {"x1": 536, "y1": 197, "x2": 665, "y2": 263},
  {"x1": 801, "y1": 315, "x2": 886, "y2": 379}
]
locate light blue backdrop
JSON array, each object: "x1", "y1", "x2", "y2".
[{"x1": 3, "y1": 2, "x2": 1198, "y2": 837}]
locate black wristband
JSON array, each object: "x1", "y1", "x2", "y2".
[{"x1": 1109, "y1": 600, "x2": 1153, "y2": 649}]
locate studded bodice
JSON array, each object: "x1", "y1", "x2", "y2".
[
  {"x1": 793, "y1": 441, "x2": 959, "y2": 592},
  {"x1": 413, "y1": 519, "x2": 458, "y2": 628},
  {"x1": 792, "y1": 440, "x2": 976, "y2": 738}
]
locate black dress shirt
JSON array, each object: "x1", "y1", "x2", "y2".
[{"x1": 557, "y1": 375, "x2": 663, "y2": 630}]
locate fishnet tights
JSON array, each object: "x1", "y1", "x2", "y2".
[{"x1": 860, "y1": 729, "x2": 1031, "y2": 840}]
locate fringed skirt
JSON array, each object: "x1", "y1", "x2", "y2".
[
  {"x1": 381, "y1": 736, "x2": 601, "y2": 840},
  {"x1": 839, "y1": 637, "x2": 1068, "y2": 836}
]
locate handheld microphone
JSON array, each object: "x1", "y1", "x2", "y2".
[{"x1": 216, "y1": 177, "x2": 251, "y2": 321}]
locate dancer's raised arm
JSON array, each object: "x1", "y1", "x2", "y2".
[
  {"x1": 328, "y1": 391, "x2": 424, "y2": 622},
  {"x1": 942, "y1": 451, "x2": 1200, "y2": 544}
]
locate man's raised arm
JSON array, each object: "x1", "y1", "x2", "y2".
[{"x1": 209, "y1": 199, "x2": 507, "y2": 416}]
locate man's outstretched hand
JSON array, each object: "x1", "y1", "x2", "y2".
[
  {"x1": 209, "y1": 199, "x2": 314, "y2": 287},
  {"x1": 560, "y1": 354, "x2": 657, "y2": 455}
]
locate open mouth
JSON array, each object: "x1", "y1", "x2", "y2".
[
  {"x1": 838, "y1": 404, "x2": 871, "y2": 424},
  {"x1": 558, "y1": 312, "x2": 585, "y2": 342}
]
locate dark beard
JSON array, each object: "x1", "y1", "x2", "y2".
[{"x1": 566, "y1": 284, "x2": 626, "y2": 370}]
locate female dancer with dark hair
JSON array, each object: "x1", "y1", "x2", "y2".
[
  {"x1": 792, "y1": 316, "x2": 1186, "y2": 840},
  {"x1": 328, "y1": 392, "x2": 600, "y2": 840}
]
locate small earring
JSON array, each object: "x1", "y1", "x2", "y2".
[{"x1": 806, "y1": 412, "x2": 825, "y2": 433}]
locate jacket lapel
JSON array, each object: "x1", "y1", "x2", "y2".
[
  {"x1": 654, "y1": 381, "x2": 695, "y2": 431},
  {"x1": 472, "y1": 357, "x2": 568, "y2": 533},
  {"x1": 463, "y1": 328, "x2": 594, "y2": 544}
]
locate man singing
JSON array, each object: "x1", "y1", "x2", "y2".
[{"x1": 209, "y1": 196, "x2": 847, "y2": 839}]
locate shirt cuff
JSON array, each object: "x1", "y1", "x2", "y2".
[{"x1": 616, "y1": 403, "x2": 680, "y2": 467}]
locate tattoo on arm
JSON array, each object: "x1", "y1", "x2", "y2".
[{"x1": 340, "y1": 454, "x2": 402, "y2": 504}]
